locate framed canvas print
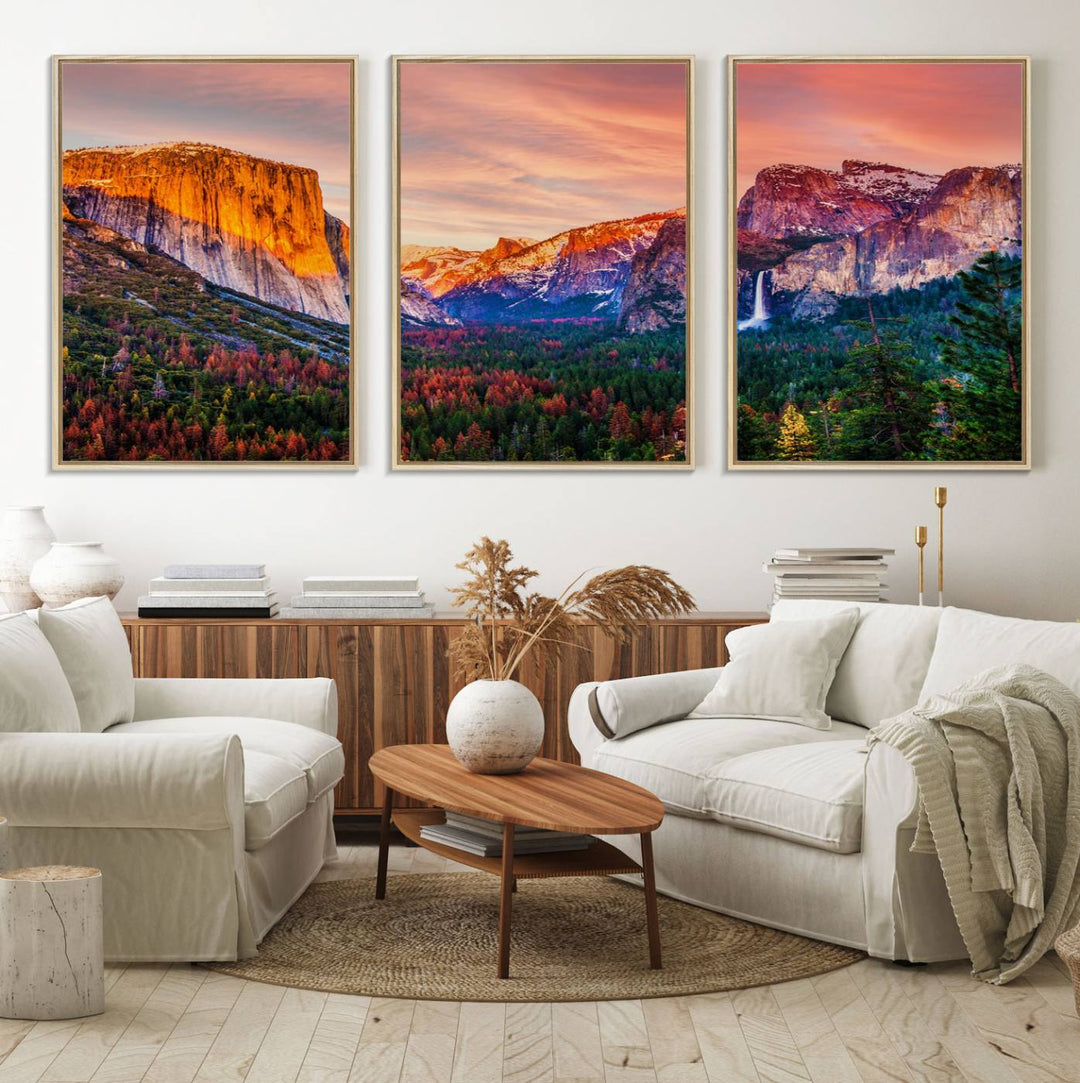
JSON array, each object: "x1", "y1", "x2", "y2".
[
  {"x1": 393, "y1": 56, "x2": 693, "y2": 468},
  {"x1": 54, "y1": 56, "x2": 356, "y2": 468},
  {"x1": 729, "y1": 57, "x2": 1029, "y2": 470}
]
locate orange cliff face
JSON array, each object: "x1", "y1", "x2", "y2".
[{"x1": 62, "y1": 143, "x2": 349, "y2": 324}]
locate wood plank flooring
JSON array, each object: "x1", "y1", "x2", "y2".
[{"x1": 3, "y1": 838, "x2": 1079, "y2": 1083}]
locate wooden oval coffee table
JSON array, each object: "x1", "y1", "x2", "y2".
[{"x1": 369, "y1": 744, "x2": 665, "y2": 979}]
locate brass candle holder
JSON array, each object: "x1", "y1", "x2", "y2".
[
  {"x1": 915, "y1": 525, "x2": 928, "y2": 606},
  {"x1": 935, "y1": 486, "x2": 948, "y2": 607}
]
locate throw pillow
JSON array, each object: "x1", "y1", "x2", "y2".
[
  {"x1": 0, "y1": 612, "x2": 81, "y2": 732},
  {"x1": 37, "y1": 596, "x2": 135, "y2": 733},
  {"x1": 689, "y1": 609, "x2": 859, "y2": 730}
]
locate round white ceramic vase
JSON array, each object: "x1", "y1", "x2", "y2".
[
  {"x1": 445, "y1": 679, "x2": 545, "y2": 774},
  {"x1": 0, "y1": 506, "x2": 56, "y2": 612},
  {"x1": 30, "y1": 543, "x2": 124, "y2": 609}
]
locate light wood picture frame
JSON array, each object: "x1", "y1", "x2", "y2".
[
  {"x1": 393, "y1": 56, "x2": 694, "y2": 470},
  {"x1": 728, "y1": 56, "x2": 1030, "y2": 471},
  {"x1": 54, "y1": 55, "x2": 358, "y2": 469}
]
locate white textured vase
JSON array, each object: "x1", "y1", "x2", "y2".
[
  {"x1": 0, "y1": 506, "x2": 56, "y2": 612},
  {"x1": 30, "y1": 543, "x2": 124, "y2": 609},
  {"x1": 445, "y1": 680, "x2": 545, "y2": 774}
]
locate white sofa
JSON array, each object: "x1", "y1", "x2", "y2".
[
  {"x1": 569, "y1": 601, "x2": 1080, "y2": 962},
  {"x1": 0, "y1": 599, "x2": 344, "y2": 962}
]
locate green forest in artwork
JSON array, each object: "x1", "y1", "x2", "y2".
[{"x1": 736, "y1": 253, "x2": 1023, "y2": 463}]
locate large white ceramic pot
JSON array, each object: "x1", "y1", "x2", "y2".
[
  {"x1": 445, "y1": 679, "x2": 545, "y2": 774},
  {"x1": 30, "y1": 543, "x2": 124, "y2": 609},
  {"x1": 0, "y1": 506, "x2": 56, "y2": 612}
]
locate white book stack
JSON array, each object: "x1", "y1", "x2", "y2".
[
  {"x1": 280, "y1": 576, "x2": 435, "y2": 619},
  {"x1": 139, "y1": 564, "x2": 278, "y2": 618},
  {"x1": 764, "y1": 548, "x2": 894, "y2": 604},
  {"x1": 419, "y1": 811, "x2": 593, "y2": 857}
]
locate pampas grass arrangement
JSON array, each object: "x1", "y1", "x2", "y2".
[{"x1": 449, "y1": 537, "x2": 695, "y2": 681}]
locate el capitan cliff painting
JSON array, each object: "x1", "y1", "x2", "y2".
[{"x1": 56, "y1": 58, "x2": 354, "y2": 467}]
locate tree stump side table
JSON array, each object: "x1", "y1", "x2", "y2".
[{"x1": 0, "y1": 866, "x2": 105, "y2": 1020}]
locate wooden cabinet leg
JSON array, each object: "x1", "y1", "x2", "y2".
[
  {"x1": 498, "y1": 823, "x2": 515, "y2": 979},
  {"x1": 640, "y1": 831, "x2": 661, "y2": 969},
  {"x1": 375, "y1": 786, "x2": 394, "y2": 900}
]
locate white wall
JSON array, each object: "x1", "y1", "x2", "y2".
[{"x1": 4, "y1": 0, "x2": 1078, "y2": 620}]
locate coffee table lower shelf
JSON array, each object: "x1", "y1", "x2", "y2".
[{"x1": 392, "y1": 809, "x2": 644, "y2": 879}]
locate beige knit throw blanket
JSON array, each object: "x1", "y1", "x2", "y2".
[{"x1": 869, "y1": 663, "x2": 1080, "y2": 984}]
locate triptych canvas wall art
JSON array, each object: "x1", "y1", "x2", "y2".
[{"x1": 51, "y1": 53, "x2": 1028, "y2": 471}]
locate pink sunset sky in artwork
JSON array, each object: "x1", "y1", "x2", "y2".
[
  {"x1": 61, "y1": 62, "x2": 352, "y2": 223},
  {"x1": 736, "y1": 62, "x2": 1024, "y2": 199},
  {"x1": 398, "y1": 62, "x2": 688, "y2": 250}
]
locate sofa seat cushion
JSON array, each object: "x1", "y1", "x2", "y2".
[
  {"x1": 243, "y1": 750, "x2": 310, "y2": 850},
  {"x1": 590, "y1": 715, "x2": 867, "y2": 824},
  {"x1": 708, "y1": 741, "x2": 867, "y2": 853},
  {"x1": 109, "y1": 716, "x2": 344, "y2": 802}
]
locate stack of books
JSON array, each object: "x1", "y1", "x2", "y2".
[
  {"x1": 419, "y1": 811, "x2": 593, "y2": 857},
  {"x1": 280, "y1": 575, "x2": 434, "y2": 619},
  {"x1": 764, "y1": 548, "x2": 894, "y2": 604},
  {"x1": 138, "y1": 563, "x2": 277, "y2": 618}
]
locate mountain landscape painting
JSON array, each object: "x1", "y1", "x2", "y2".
[
  {"x1": 730, "y1": 58, "x2": 1028, "y2": 468},
  {"x1": 395, "y1": 58, "x2": 691, "y2": 467},
  {"x1": 56, "y1": 58, "x2": 355, "y2": 466}
]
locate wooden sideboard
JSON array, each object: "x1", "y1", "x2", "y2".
[{"x1": 120, "y1": 612, "x2": 767, "y2": 816}]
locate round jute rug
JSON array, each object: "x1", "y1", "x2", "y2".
[{"x1": 206, "y1": 874, "x2": 863, "y2": 1002}]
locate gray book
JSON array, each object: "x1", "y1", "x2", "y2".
[
  {"x1": 149, "y1": 577, "x2": 271, "y2": 592},
  {"x1": 290, "y1": 593, "x2": 426, "y2": 609},
  {"x1": 140, "y1": 593, "x2": 277, "y2": 608},
  {"x1": 164, "y1": 564, "x2": 266, "y2": 579},
  {"x1": 302, "y1": 576, "x2": 419, "y2": 593},
  {"x1": 279, "y1": 605, "x2": 435, "y2": 619}
]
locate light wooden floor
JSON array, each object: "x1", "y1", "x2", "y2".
[{"x1": 3, "y1": 838, "x2": 1080, "y2": 1083}]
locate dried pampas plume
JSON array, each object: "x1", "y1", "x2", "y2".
[{"x1": 448, "y1": 536, "x2": 695, "y2": 681}]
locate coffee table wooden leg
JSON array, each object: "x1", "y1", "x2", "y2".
[
  {"x1": 641, "y1": 831, "x2": 662, "y2": 969},
  {"x1": 498, "y1": 823, "x2": 515, "y2": 979},
  {"x1": 375, "y1": 786, "x2": 394, "y2": 900}
]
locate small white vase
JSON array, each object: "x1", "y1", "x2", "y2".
[
  {"x1": 0, "y1": 506, "x2": 56, "y2": 612},
  {"x1": 30, "y1": 543, "x2": 124, "y2": 609},
  {"x1": 445, "y1": 679, "x2": 545, "y2": 774}
]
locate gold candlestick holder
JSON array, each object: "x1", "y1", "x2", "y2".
[
  {"x1": 935, "y1": 486, "x2": 948, "y2": 607},
  {"x1": 915, "y1": 525, "x2": 928, "y2": 606}
]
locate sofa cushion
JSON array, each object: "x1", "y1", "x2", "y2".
[
  {"x1": 109, "y1": 716, "x2": 344, "y2": 802},
  {"x1": 690, "y1": 610, "x2": 858, "y2": 729},
  {"x1": 920, "y1": 607, "x2": 1080, "y2": 701},
  {"x1": 37, "y1": 597, "x2": 135, "y2": 733},
  {"x1": 591, "y1": 715, "x2": 867, "y2": 821},
  {"x1": 592, "y1": 668, "x2": 725, "y2": 739},
  {"x1": 708, "y1": 741, "x2": 867, "y2": 853},
  {"x1": 771, "y1": 600, "x2": 941, "y2": 727},
  {"x1": 0, "y1": 612, "x2": 80, "y2": 733},
  {"x1": 243, "y1": 750, "x2": 310, "y2": 850}
]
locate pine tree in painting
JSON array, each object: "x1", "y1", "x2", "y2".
[
  {"x1": 777, "y1": 404, "x2": 817, "y2": 461},
  {"x1": 932, "y1": 251, "x2": 1023, "y2": 461}
]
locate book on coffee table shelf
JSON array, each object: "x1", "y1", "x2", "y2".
[{"x1": 420, "y1": 810, "x2": 594, "y2": 857}]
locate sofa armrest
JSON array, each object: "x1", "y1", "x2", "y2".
[
  {"x1": 568, "y1": 683, "x2": 605, "y2": 765},
  {"x1": 584, "y1": 667, "x2": 725, "y2": 741},
  {"x1": 133, "y1": 678, "x2": 338, "y2": 736},
  {"x1": 0, "y1": 731, "x2": 243, "y2": 830}
]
